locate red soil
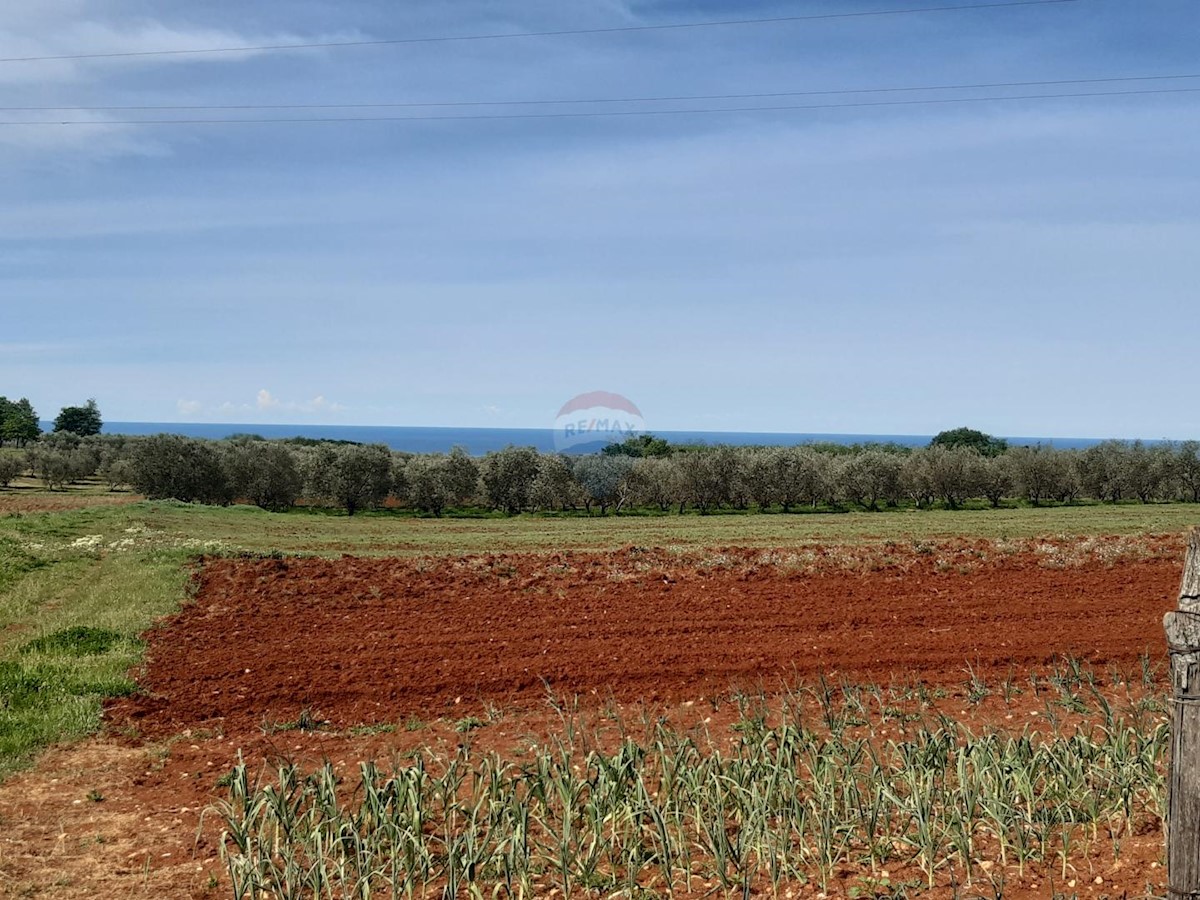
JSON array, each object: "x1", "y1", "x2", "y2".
[
  {"x1": 3, "y1": 537, "x2": 1185, "y2": 899},
  {"x1": 113, "y1": 538, "x2": 1183, "y2": 735}
]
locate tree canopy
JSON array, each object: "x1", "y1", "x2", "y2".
[
  {"x1": 54, "y1": 399, "x2": 103, "y2": 436},
  {"x1": 929, "y1": 427, "x2": 1008, "y2": 457},
  {"x1": 0, "y1": 396, "x2": 41, "y2": 446}
]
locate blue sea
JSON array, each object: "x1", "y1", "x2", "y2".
[{"x1": 81, "y1": 422, "x2": 1141, "y2": 455}]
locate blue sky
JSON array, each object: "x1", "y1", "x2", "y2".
[{"x1": 1, "y1": 0, "x2": 1197, "y2": 438}]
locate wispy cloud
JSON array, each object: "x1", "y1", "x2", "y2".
[{"x1": 176, "y1": 389, "x2": 346, "y2": 420}]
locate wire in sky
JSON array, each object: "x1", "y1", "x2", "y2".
[
  {"x1": 4, "y1": 72, "x2": 1195, "y2": 112},
  {"x1": 2, "y1": 85, "x2": 1193, "y2": 126},
  {"x1": 0, "y1": 0, "x2": 1080, "y2": 64}
]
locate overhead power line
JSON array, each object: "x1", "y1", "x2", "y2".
[
  {"x1": 4, "y1": 72, "x2": 1195, "y2": 112},
  {"x1": 0, "y1": 0, "x2": 1079, "y2": 64},
  {"x1": 3, "y1": 85, "x2": 1195, "y2": 126}
]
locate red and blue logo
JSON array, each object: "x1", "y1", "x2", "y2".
[{"x1": 553, "y1": 391, "x2": 646, "y2": 452}]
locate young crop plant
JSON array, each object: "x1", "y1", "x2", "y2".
[{"x1": 215, "y1": 675, "x2": 1169, "y2": 899}]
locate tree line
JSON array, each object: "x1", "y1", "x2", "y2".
[
  {"x1": 0, "y1": 396, "x2": 103, "y2": 448},
  {"x1": 2, "y1": 428, "x2": 1199, "y2": 517}
]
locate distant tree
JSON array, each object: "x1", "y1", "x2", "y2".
[
  {"x1": 573, "y1": 454, "x2": 635, "y2": 515},
  {"x1": 131, "y1": 435, "x2": 232, "y2": 504},
  {"x1": 299, "y1": 445, "x2": 338, "y2": 502},
  {"x1": 622, "y1": 457, "x2": 680, "y2": 512},
  {"x1": 443, "y1": 446, "x2": 482, "y2": 507},
  {"x1": 1178, "y1": 441, "x2": 1200, "y2": 503},
  {"x1": 390, "y1": 451, "x2": 414, "y2": 502},
  {"x1": 54, "y1": 399, "x2": 102, "y2": 436},
  {"x1": 0, "y1": 397, "x2": 41, "y2": 447},
  {"x1": 778, "y1": 447, "x2": 832, "y2": 510},
  {"x1": 1076, "y1": 441, "x2": 1127, "y2": 502},
  {"x1": 930, "y1": 427, "x2": 1008, "y2": 458},
  {"x1": 29, "y1": 449, "x2": 72, "y2": 490},
  {"x1": 601, "y1": 433, "x2": 673, "y2": 458},
  {"x1": 224, "y1": 442, "x2": 303, "y2": 511},
  {"x1": 404, "y1": 455, "x2": 453, "y2": 516},
  {"x1": 837, "y1": 449, "x2": 903, "y2": 511},
  {"x1": 743, "y1": 448, "x2": 782, "y2": 510},
  {"x1": 326, "y1": 444, "x2": 392, "y2": 516},
  {"x1": 481, "y1": 446, "x2": 540, "y2": 515},
  {"x1": 98, "y1": 453, "x2": 134, "y2": 491},
  {"x1": 530, "y1": 454, "x2": 583, "y2": 512},
  {"x1": 925, "y1": 446, "x2": 981, "y2": 509},
  {"x1": 1007, "y1": 445, "x2": 1068, "y2": 506},
  {"x1": 976, "y1": 454, "x2": 1013, "y2": 508},
  {"x1": 0, "y1": 454, "x2": 22, "y2": 488},
  {"x1": 677, "y1": 450, "x2": 724, "y2": 514}
]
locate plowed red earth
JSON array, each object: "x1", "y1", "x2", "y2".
[{"x1": 113, "y1": 538, "x2": 1182, "y2": 735}]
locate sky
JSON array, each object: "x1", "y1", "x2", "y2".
[{"x1": 1, "y1": 0, "x2": 1197, "y2": 439}]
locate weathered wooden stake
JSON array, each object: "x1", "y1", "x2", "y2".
[{"x1": 1165, "y1": 527, "x2": 1200, "y2": 900}]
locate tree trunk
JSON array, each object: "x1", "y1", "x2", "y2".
[{"x1": 1165, "y1": 528, "x2": 1200, "y2": 900}]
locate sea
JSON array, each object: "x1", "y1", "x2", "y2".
[{"x1": 77, "y1": 422, "x2": 1145, "y2": 455}]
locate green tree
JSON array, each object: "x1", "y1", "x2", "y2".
[
  {"x1": 530, "y1": 453, "x2": 582, "y2": 512},
  {"x1": 404, "y1": 455, "x2": 453, "y2": 516},
  {"x1": 929, "y1": 427, "x2": 1008, "y2": 457},
  {"x1": 130, "y1": 435, "x2": 232, "y2": 505},
  {"x1": 326, "y1": 444, "x2": 392, "y2": 516},
  {"x1": 481, "y1": 446, "x2": 541, "y2": 515},
  {"x1": 443, "y1": 446, "x2": 481, "y2": 507},
  {"x1": 0, "y1": 454, "x2": 22, "y2": 487},
  {"x1": 601, "y1": 433, "x2": 673, "y2": 458},
  {"x1": 0, "y1": 397, "x2": 41, "y2": 447},
  {"x1": 573, "y1": 454, "x2": 635, "y2": 515},
  {"x1": 224, "y1": 441, "x2": 303, "y2": 511},
  {"x1": 54, "y1": 398, "x2": 103, "y2": 436}
]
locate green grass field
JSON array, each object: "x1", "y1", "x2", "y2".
[{"x1": 0, "y1": 494, "x2": 1195, "y2": 778}]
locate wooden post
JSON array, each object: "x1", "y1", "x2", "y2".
[{"x1": 1166, "y1": 528, "x2": 1200, "y2": 900}]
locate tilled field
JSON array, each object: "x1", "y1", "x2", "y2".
[
  {"x1": 1, "y1": 534, "x2": 1186, "y2": 900},
  {"x1": 114, "y1": 535, "x2": 1183, "y2": 735}
]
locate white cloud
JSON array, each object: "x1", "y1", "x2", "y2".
[
  {"x1": 166, "y1": 390, "x2": 346, "y2": 420},
  {"x1": 0, "y1": 5, "x2": 359, "y2": 164}
]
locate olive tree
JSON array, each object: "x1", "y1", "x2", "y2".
[
  {"x1": 976, "y1": 453, "x2": 1013, "y2": 508},
  {"x1": 573, "y1": 454, "x2": 635, "y2": 515},
  {"x1": 0, "y1": 454, "x2": 22, "y2": 487},
  {"x1": 98, "y1": 452, "x2": 134, "y2": 491},
  {"x1": 743, "y1": 448, "x2": 781, "y2": 510},
  {"x1": 224, "y1": 441, "x2": 303, "y2": 511},
  {"x1": 130, "y1": 435, "x2": 232, "y2": 504},
  {"x1": 677, "y1": 450, "x2": 725, "y2": 514},
  {"x1": 325, "y1": 444, "x2": 392, "y2": 515},
  {"x1": 1178, "y1": 441, "x2": 1200, "y2": 503},
  {"x1": 530, "y1": 454, "x2": 583, "y2": 512},
  {"x1": 837, "y1": 449, "x2": 903, "y2": 511},
  {"x1": 404, "y1": 455, "x2": 453, "y2": 516},
  {"x1": 927, "y1": 446, "x2": 981, "y2": 509},
  {"x1": 1008, "y1": 445, "x2": 1067, "y2": 506},
  {"x1": 627, "y1": 456, "x2": 683, "y2": 513},
  {"x1": 1076, "y1": 441, "x2": 1127, "y2": 502},
  {"x1": 443, "y1": 446, "x2": 481, "y2": 507},
  {"x1": 481, "y1": 446, "x2": 540, "y2": 515},
  {"x1": 778, "y1": 447, "x2": 832, "y2": 510}
]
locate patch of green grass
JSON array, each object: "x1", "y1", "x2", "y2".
[
  {"x1": 0, "y1": 536, "x2": 45, "y2": 593},
  {"x1": 13, "y1": 498, "x2": 1193, "y2": 560},
  {"x1": 0, "y1": 533, "x2": 189, "y2": 779},
  {"x1": 20, "y1": 626, "x2": 128, "y2": 657}
]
